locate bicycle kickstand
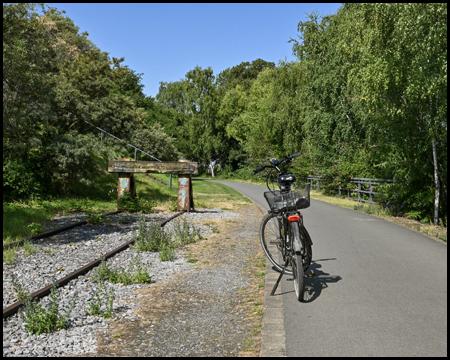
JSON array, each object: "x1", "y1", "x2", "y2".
[{"x1": 270, "y1": 259, "x2": 290, "y2": 296}]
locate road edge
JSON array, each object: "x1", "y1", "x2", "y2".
[
  {"x1": 197, "y1": 179, "x2": 287, "y2": 357},
  {"x1": 256, "y1": 203, "x2": 287, "y2": 358}
]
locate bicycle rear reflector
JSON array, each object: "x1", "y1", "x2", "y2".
[{"x1": 288, "y1": 215, "x2": 300, "y2": 222}]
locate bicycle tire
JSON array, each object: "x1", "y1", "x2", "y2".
[
  {"x1": 260, "y1": 212, "x2": 293, "y2": 275},
  {"x1": 291, "y1": 223, "x2": 305, "y2": 301},
  {"x1": 299, "y1": 224, "x2": 313, "y2": 272}
]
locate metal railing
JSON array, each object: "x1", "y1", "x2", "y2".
[{"x1": 302, "y1": 176, "x2": 400, "y2": 204}]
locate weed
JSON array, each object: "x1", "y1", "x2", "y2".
[
  {"x1": 85, "y1": 212, "x2": 105, "y2": 224},
  {"x1": 27, "y1": 222, "x2": 43, "y2": 235},
  {"x1": 85, "y1": 276, "x2": 115, "y2": 318},
  {"x1": 3, "y1": 247, "x2": 17, "y2": 265},
  {"x1": 93, "y1": 255, "x2": 152, "y2": 285},
  {"x1": 23, "y1": 239, "x2": 35, "y2": 257},
  {"x1": 132, "y1": 214, "x2": 170, "y2": 252},
  {"x1": 172, "y1": 217, "x2": 203, "y2": 246},
  {"x1": 43, "y1": 248, "x2": 56, "y2": 254},
  {"x1": 212, "y1": 227, "x2": 220, "y2": 234},
  {"x1": 112, "y1": 334, "x2": 123, "y2": 338},
  {"x1": 187, "y1": 258, "x2": 198, "y2": 264},
  {"x1": 159, "y1": 241, "x2": 176, "y2": 262},
  {"x1": 12, "y1": 276, "x2": 77, "y2": 335}
]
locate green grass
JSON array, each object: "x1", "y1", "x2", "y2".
[
  {"x1": 3, "y1": 203, "x2": 53, "y2": 244},
  {"x1": 2, "y1": 172, "x2": 179, "y2": 246},
  {"x1": 191, "y1": 180, "x2": 243, "y2": 196}
]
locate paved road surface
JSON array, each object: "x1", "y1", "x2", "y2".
[{"x1": 206, "y1": 180, "x2": 447, "y2": 357}]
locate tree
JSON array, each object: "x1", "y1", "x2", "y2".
[
  {"x1": 341, "y1": 3, "x2": 447, "y2": 223},
  {"x1": 3, "y1": 4, "x2": 152, "y2": 198}
]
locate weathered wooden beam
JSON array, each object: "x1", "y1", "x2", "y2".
[{"x1": 108, "y1": 161, "x2": 198, "y2": 175}]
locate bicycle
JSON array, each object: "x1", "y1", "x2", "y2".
[{"x1": 253, "y1": 152, "x2": 313, "y2": 302}]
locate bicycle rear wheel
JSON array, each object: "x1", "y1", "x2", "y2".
[
  {"x1": 260, "y1": 212, "x2": 293, "y2": 275},
  {"x1": 300, "y1": 224, "x2": 313, "y2": 272},
  {"x1": 292, "y1": 254, "x2": 305, "y2": 302}
]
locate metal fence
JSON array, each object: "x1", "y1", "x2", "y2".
[{"x1": 302, "y1": 176, "x2": 400, "y2": 204}]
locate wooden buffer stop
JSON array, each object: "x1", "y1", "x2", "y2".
[{"x1": 108, "y1": 159, "x2": 198, "y2": 212}]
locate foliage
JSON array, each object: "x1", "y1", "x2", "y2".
[
  {"x1": 84, "y1": 212, "x2": 105, "y2": 224},
  {"x1": 11, "y1": 276, "x2": 78, "y2": 335},
  {"x1": 27, "y1": 222, "x2": 44, "y2": 235},
  {"x1": 118, "y1": 192, "x2": 155, "y2": 213},
  {"x1": 85, "y1": 275, "x2": 115, "y2": 318},
  {"x1": 3, "y1": 3, "x2": 176, "y2": 199},
  {"x1": 172, "y1": 217, "x2": 204, "y2": 245},
  {"x1": 131, "y1": 214, "x2": 170, "y2": 252},
  {"x1": 93, "y1": 255, "x2": 152, "y2": 285},
  {"x1": 130, "y1": 122, "x2": 181, "y2": 161},
  {"x1": 3, "y1": 3, "x2": 446, "y2": 224}
]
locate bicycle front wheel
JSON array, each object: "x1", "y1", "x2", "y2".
[{"x1": 260, "y1": 212, "x2": 292, "y2": 275}]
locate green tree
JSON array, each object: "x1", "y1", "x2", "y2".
[
  {"x1": 341, "y1": 3, "x2": 447, "y2": 223},
  {"x1": 3, "y1": 4, "x2": 153, "y2": 198}
]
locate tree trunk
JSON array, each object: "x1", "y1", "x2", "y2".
[
  {"x1": 432, "y1": 137, "x2": 439, "y2": 226},
  {"x1": 210, "y1": 162, "x2": 215, "y2": 178}
]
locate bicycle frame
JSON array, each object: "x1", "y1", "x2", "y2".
[{"x1": 254, "y1": 152, "x2": 311, "y2": 301}]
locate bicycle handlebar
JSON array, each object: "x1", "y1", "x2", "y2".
[
  {"x1": 252, "y1": 164, "x2": 266, "y2": 175},
  {"x1": 252, "y1": 152, "x2": 302, "y2": 175}
]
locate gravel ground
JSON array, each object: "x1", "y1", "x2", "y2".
[{"x1": 3, "y1": 207, "x2": 262, "y2": 357}]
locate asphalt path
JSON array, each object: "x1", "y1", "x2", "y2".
[{"x1": 207, "y1": 180, "x2": 447, "y2": 357}]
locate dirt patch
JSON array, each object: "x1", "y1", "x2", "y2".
[{"x1": 89, "y1": 204, "x2": 265, "y2": 357}]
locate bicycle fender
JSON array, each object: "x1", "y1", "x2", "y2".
[{"x1": 291, "y1": 223, "x2": 303, "y2": 254}]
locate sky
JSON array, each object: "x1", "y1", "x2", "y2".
[{"x1": 46, "y1": 3, "x2": 342, "y2": 98}]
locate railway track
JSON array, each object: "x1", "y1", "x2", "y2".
[{"x1": 3, "y1": 210, "x2": 184, "y2": 319}]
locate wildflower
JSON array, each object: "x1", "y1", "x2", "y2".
[
  {"x1": 311, "y1": 132, "x2": 315, "y2": 135},
  {"x1": 372, "y1": 145, "x2": 378, "y2": 148},
  {"x1": 395, "y1": 193, "x2": 399, "y2": 197},
  {"x1": 386, "y1": 201, "x2": 390, "y2": 205}
]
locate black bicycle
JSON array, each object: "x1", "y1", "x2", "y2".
[{"x1": 253, "y1": 152, "x2": 313, "y2": 301}]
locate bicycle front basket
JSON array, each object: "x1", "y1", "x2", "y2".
[{"x1": 264, "y1": 190, "x2": 285, "y2": 213}]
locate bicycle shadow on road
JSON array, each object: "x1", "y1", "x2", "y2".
[{"x1": 302, "y1": 258, "x2": 342, "y2": 303}]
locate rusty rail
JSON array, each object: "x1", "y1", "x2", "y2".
[
  {"x1": 3, "y1": 210, "x2": 123, "y2": 251},
  {"x1": 3, "y1": 211, "x2": 184, "y2": 319}
]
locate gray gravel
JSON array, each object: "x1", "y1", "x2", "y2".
[{"x1": 3, "y1": 209, "x2": 240, "y2": 357}]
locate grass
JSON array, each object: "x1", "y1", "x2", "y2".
[{"x1": 2, "y1": 171, "x2": 179, "y2": 255}]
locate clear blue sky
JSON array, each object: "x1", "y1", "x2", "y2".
[{"x1": 46, "y1": 3, "x2": 342, "y2": 98}]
